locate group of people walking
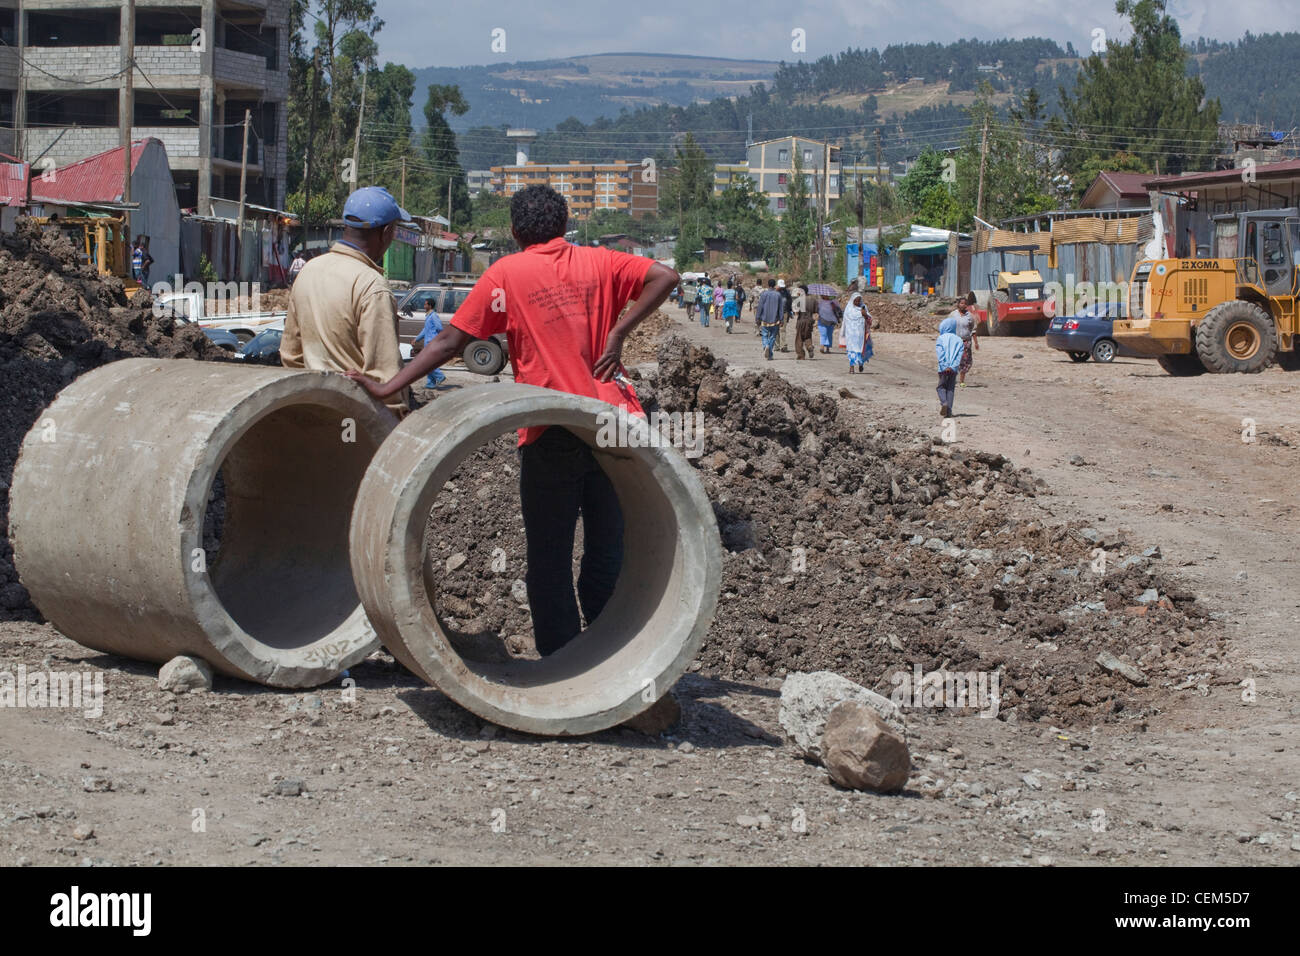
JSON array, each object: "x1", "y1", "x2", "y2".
[
  {"x1": 675, "y1": 274, "x2": 874, "y2": 371},
  {"x1": 674, "y1": 272, "x2": 982, "y2": 418}
]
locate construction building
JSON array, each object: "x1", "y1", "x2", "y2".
[
  {"x1": 489, "y1": 159, "x2": 658, "y2": 220},
  {"x1": 0, "y1": 0, "x2": 290, "y2": 214},
  {"x1": 744, "y1": 136, "x2": 841, "y2": 217}
]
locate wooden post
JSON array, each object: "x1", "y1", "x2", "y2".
[
  {"x1": 401, "y1": 155, "x2": 407, "y2": 207},
  {"x1": 351, "y1": 68, "x2": 367, "y2": 188},
  {"x1": 976, "y1": 116, "x2": 989, "y2": 223},
  {"x1": 303, "y1": 48, "x2": 320, "y2": 230},
  {"x1": 236, "y1": 109, "x2": 251, "y2": 229},
  {"x1": 875, "y1": 128, "x2": 884, "y2": 290},
  {"x1": 121, "y1": 0, "x2": 136, "y2": 223}
]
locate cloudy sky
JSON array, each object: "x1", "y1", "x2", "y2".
[{"x1": 373, "y1": 0, "x2": 1280, "y2": 70}]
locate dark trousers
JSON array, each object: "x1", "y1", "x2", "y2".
[
  {"x1": 519, "y1": 427, "x2": 623, "y2": 655},
  {"x1": 937, "y1": 370, "x2": 957, "y2": 412}
]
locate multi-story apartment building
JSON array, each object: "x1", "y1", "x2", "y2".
[
  {"x1": 489, "y1": 159, "x2": 658, "y2": 221},
  {"x1": 745, "y1": 136, "x2": 841, "y2": 217},
  {"x1": 711, "y1": 140, "x2": 894, "y2": 217},
  {"x1": 0, "y1": 0, "x2": 289, "y2": 213}
]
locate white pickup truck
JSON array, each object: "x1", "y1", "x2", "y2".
[{"x1": 155, "y1": 291, "x2": 286, "y2": 345}]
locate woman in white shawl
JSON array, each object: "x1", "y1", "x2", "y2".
[{"x1": 842, "y1": 293, "x2": 872, "y2": 372}]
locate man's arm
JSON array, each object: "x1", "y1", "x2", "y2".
[
  {"x1": 592, "y1": 261, "x2": 678, "y2": 381},
  {"x1": 356, "y1": 287, "x2": 404, "y2": 386},
  {"x1": 280, "y1": 290, "x2": 304, "y2": 369},
  {"x1": 347, "y1": 323, "x2": 475, "y2": 400}
]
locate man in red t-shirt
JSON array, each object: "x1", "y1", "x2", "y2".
[{"x1": 347, "y1": 185, "x2": 678, "y2": 656}]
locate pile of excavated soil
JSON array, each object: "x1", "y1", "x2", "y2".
[
  {"x1": 861, "y1": 292, "x2": 965, "y2": 334},
  {"x1": 622, "y1": 309, "x2": 674, "y2": 365},
  {"x1": 205, "y1": 286, "x2": 289, "y2": 314},
  {"x1": 422, "y1": 336, "x2": 1222, "y2": 728},
  {"x1": 0, "y1": 219, "x2": 220, "y2": 621}
]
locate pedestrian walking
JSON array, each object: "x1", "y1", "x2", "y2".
[
  {"x1": 411, "y1": 299, "x2": 448, "y2": 389},
  {"x1": 816, "y1": 295, "x2": 840, "y2": 353},
  {"x1": 777, "y1": 278, "x2": 792, "y2": 352},
  {"x1": 347, "y1": 183, "x2": 679, "y2": 657},
  {"x1": 681, "y1": 279, "x2": 697, "y2": 318},
  {"x1": 793, "y1": 284, "x2": 815, "y2": 360},
  {"x1": 843, "y1": 293, "x2": 872, "y2": 372},
  {"x1": 949, "y1": 295, "x2": 978, "y2": 386},
  {"x1": 756, "y1": 278, "x2": 782, "y2": 360},
  {"x1": 722, "y1": 279, "x2": 739, "y2": 333},
  {"x1": 698, "y1": 275, "x2": 713, "y2": 327},
  {"x1": 936, "y1": 316, "x2": 964, "y2": 418}
]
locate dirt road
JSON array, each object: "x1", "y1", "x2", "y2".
[{"x1": 1, "y1": 309, "x2": 1297, "y2": 866}]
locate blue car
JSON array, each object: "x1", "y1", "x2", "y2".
[
  {"x1": 240, "y1": 328, "x2": 283, "y2": 365},
  {"x1": 1045, "y1": 302, "x2": 1129, "y2": 363}
]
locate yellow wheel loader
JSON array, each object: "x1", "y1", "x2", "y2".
[{"x1": 1112, "y1": 208, "x2": 1299, "y2": 375}]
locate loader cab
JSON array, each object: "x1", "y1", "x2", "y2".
[{"x1": 1213, "y1": 208, "x2": 1300, "y2": 298}]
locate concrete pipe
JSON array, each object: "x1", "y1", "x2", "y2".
[
  {"x1": 350, "y1": 384, "x2": 722, "y2": 735},
  {"x1": 10, "y1": 358, "x2": 396, "y2": 688}
]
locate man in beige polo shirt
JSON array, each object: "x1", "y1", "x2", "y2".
[{"x1": 281, "y1": 185, "x2": 409, "y2": 416}]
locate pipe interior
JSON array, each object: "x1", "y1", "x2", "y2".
[
  {"x1": 208, "y1": 402, "x2": 380, "y2": 652},
  {"x1": 416, "y1": 425, "x2": 686, "y2": 705}
]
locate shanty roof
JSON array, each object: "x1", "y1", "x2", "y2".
[
  {"x1": 29, "y1": 139, "x2": 152, "y2": 204},
  {"x1": 0, "y1": 161, "x2": 29, "y2": 206},
  {"x1": 1081, "y1": 171, "x2": 1150, "y2": 207},
  {"x1": 1144, "y1": 158, "x2": 1300, "y2": 190}
]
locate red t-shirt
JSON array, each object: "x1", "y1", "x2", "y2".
[{"x1": 451, "y1": 237, "x2": 653, "y2": 445}]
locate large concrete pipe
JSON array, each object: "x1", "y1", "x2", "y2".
[
  {"x1": 350, "y1": 384, "x2": 722, "y2": 735},
  {"x1": 10, "y1": 359, "x2": 395, "y2": 688}
]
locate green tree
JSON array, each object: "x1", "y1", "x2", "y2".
[
  {"x1": 414, "y1": 84, "x2": 472, "y2": 228},
  {"x1": 663, "y1": 134, "x2": 713, "y2": 269},
  {"x1": 1058, "y1": 0, "x2": 1220, "y2": 175},
  {"x1": 780, "y1": 149, "x2": 814, "y2": 272}
]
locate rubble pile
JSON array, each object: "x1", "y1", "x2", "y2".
[
  {"x1": 0, "y1": 219, "x2": 220, "y2": 620},
  {"x1": 425, "y1": 337, "x2": 1223, "y2": 727}
]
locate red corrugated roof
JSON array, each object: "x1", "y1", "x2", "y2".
[
  {"x1": 29, "y1": 139, "x2": 152, "y2": 204},
  {"x1": 0, "y1": 161, "x2": 29, "y2": 206},
  {"x1": 1145, "y1": 159, "x2": 1300, "y2": 189},
  {"x1": 1098, "y1": 171, "x2": 1149, "y2": 196}
]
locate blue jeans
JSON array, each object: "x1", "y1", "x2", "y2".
[
  {"x1": 425, "y1": 369, "x2": 446, "y2": 388},
  {"x1": 937, "y1": 370, "x2": 957, "y2": 411},
  {"x1": 760, "y1": 324, "x2": 778, "y2": 352},
  {"x1": 519, "y1": 427, "x2": 623, "y2": 655}
]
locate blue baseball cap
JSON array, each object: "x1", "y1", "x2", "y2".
[{"x1": 342, "y1": 186, "x2": 411, "y2": 228}]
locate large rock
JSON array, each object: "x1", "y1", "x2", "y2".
[
  {"x1": 822, "y1": 701, "x2": 911, "y2": 793},
  {"x1": 779, "y1": 670, "x2": 905, "y2": 760},
  {"x1": 158, "y1": 655, "x2": 213, "y2": 693},
  {"x1": 622, "y1": 691, "x2": 681, "y2": 735}
]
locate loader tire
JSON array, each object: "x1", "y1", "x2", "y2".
[
  {"x1": 1155, "y1": 353, "x2": 1207, "y2": 377},
  {"x1": 1195, "y1": 300, "x2": 1276, "y2": 373}
]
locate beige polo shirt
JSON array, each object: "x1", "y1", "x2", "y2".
[{"x1": 281, "y1": 242, "x2": 407, "y2": 415}]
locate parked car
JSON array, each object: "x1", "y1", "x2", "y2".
[
  {"x1": 239, "y1": 327, "x2": 283, "y2": 365},
  {"x1": 1045, "y1": 301, "x2": 1129, "y2": 363},
  {"x1": 160, "y1": 311, "x2": 242, "y2": 353},
  {"x1": 395, "y1": 282, "x2": 508, "y2": 375},
  {"x1": 155, "y1": 290, "x2": 286, "y2": 345}
]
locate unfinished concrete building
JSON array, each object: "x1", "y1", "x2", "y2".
[{"x1": 0, "y1": 0, "x2": 289, "y2": 212}]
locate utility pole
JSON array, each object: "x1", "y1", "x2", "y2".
[
  {"x1": 975, "y1": 115, "x2": 990, "y2": 223},
  {"x1": 303, "y1": 48, "x2": 321, "y2": 233},
  {"x1": 350, "y1": 67, "x2": 368, "y2": 190},
  {"x1": 854, "y1": 151, "x2": 865, "y2": 284},
  {"x1": 447, "y1": 176, "x2": 453, "y2": 225},
  {"x1": 236, "y1": 109, "x2": 251, "y2": 230},
  {"x1": 875, "y1": 128, "x2": 884, "y2": 290},
  {"x1": 121, "y1": 0, "x2": 136, "y2": 224},
  {"x1": 400, "y1": 155, "x2": 407, "y2": 207}
]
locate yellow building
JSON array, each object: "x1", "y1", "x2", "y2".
[{"x1": 489, "y1": 160, "x2": 658, "y2": 220}]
